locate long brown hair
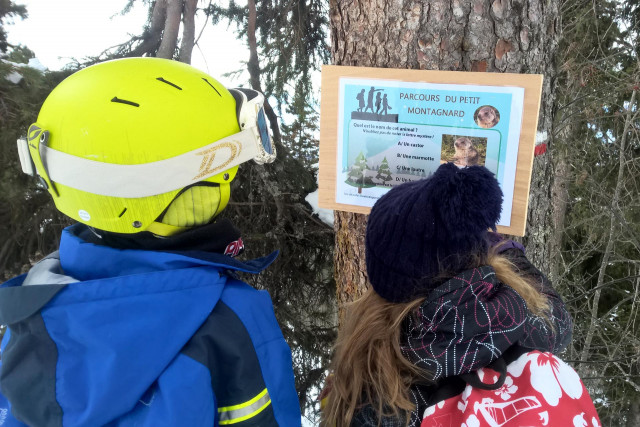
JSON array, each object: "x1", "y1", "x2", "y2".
[{"x1": 322, "y1": 252, "x2": 551, "y2": 426}]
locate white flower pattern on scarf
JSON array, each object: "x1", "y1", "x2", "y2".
[
  {"x1": 422, "y1": 400, "x2": 444, "y2": 417},
  {"x1": 508, "y1": 351, "x2": 583, "y2": 406},
  {"x1": 461, "y1": 414, "x2": 480, "y2": 427},
  {"x1": 573, "y1": 412, "x2": 587, "y2": 427},
  {"x1": 494, "y1": 375, "x2": 518, "y2": 401}
]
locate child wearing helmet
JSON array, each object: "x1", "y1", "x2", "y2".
[
  {"x1": 0, "y1": 58, "x2": 299, "y2": 426},
  {"x1": 322, "y1": 163, "x2": 600, "y2": 426}
]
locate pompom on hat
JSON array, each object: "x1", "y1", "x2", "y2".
[{"x1": 365, "y1": 163, "x2": 503, "y2": 303}]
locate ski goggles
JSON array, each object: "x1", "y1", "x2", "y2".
[
  {"x1": 229, "y1": 87, "x2": 276, "y2": 165},
  {"x1": 17, "y1": 88, "x2": 276, "y2": 199}
]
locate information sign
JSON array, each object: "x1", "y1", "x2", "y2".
[{"x1": 319, "y1": 66, "x2": 543, "y2": 236}]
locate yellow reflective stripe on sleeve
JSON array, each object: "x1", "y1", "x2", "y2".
[{"x1": 218, "y1": 388, "x2": 272, "y2": 425}]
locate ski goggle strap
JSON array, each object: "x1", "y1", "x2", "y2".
[{"x1": 18, "y1": 123, "x2": 271, "y2": 199}]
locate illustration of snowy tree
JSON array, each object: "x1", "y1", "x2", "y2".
[
  {"x1": 376, "y1": 157, "x2": 393, "y2": 185},
  {"x1": 346, "y1": 151, "x2": 372, "y2": 193}
]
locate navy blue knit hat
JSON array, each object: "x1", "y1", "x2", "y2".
[{"x1": 365, "y1": 163, "x2": 503, "y2": 303}]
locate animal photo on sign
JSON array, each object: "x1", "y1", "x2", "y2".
[
  {"x1": 440, "y1": 135, "x2": 487, "y2": 168},
  {"x1": 473, "y1": 105, "x2": 500, "y2": 128}
]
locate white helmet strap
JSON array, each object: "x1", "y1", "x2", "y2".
[{"x1": 18, "y1": 126, "x2": 262, "y2": 198}]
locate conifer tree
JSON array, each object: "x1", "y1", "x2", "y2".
[
  {"x1": 0, "y1": 2, "x2": 76, "y2": 343},
  {"x1": 347, "y1": 152, "x2": 369, "y2": 193},
  {"x1": 551, "y1": 1, "x2": 640, "y2": 422},
  {"x1": 0, "y1": 7, "x2": 74, "y2": 280},
  {"x1": 376, "y1": 157, "x2": 392, "y2": 185},
  {"x1": 0, "y1": 1, "x2": 26, "y2": 53}
]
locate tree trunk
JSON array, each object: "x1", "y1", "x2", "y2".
[
  {"x1": 157, "y1": 0, "x2": 183, "y2": 59},
  {"x1": 128, "y1": 0, "x2": 167, "y2": 57},
  {"x1": 178, "y1": 0, "x2": 198, "y2": 63},
  {"x1": 330, "y1": 0, "x2": 561, "y2": 310},
  {"x1": 627, "y1": 399, "x2": 640, "y2": 427},
  {"x1": 334, "y1": 212, "x2": 368, "y2": 323},
  {"x1": 246, "y1": 0, "x2": 283, "y2": 145}
]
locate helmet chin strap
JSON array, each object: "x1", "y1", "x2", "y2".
[
  {"x1": 86, "y1": 226, "x2": 104, "y2": 239},
  {"x1": 145, "y1": 222, "x2": 191, "y2": 237},
  {"x1": 147, "y1": 182, "x2": 231, "y2": 237}
]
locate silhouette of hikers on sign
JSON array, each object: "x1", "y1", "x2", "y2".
[
  {"x1": 356, "y1": 89, "x2": 365, "y2": 112},
  {"x1": 364, "y1": 87, "x2": 383, "y2": 113},
  {"x1": 352, "y1": 87, "x2": 397, "y2": 123},
  {"x1": 381, "y1": 94, "x2": 392, "y2": 115},
  {"x1": 375, "y1": 92, "x2": 383, "y2": 114}
]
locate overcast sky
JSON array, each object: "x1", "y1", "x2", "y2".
[{"x1": 7, "y1": 0, "x2": 248, "y2": 86}]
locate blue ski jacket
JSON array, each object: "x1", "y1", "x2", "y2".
[{"x1": 0, "y1": 224, "x2": 301, "y2": 426}]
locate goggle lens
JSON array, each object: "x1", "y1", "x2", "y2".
[{"x1": 257, "y1": 107, "x2": 273, "y2": 155}]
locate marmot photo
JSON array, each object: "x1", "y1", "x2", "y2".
[
  {"x1": 474, "y1": 105, "x2": 500, "y2": 129},
  {"x1": 453, "y1": 137, "x2": 479, "y2": 167}
]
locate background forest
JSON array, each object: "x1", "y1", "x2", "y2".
[{"x1": 1, "y1": 0, "x2": 639, "y2": 425}]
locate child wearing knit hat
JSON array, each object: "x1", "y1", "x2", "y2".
[{"x1": 323, "y1": 163, "x2": 600, "y2": 427}]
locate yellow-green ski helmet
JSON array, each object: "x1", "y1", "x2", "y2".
[{"x1": 17, "y1": 57, "x2": 276, "y2": 236}]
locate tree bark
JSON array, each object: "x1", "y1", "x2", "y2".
[
  {"x1": 178, "y1": 0, "x2": 198, "y2": 63},
  {"x1": 157, "y1": 0, "x2": 183, "y2": 59},
  {"x1": 627, "y1": 399, "x2": 640, "y2": 427},
  {"x1": 330, "y1": 0, "x2": 561, "y2": 311},
  {"x1": 129, "y1": 0, "x2": 167, "y2": 57},
  {"x1": 334, "y1": 212, "x2": 368, "y2": 323},
  {"x1": 247, "y1": 0, "x2": 283, "y2": 144}
]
